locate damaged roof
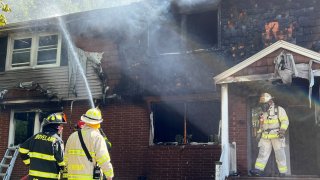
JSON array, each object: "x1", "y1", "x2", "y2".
[{"x1": 213, "y1": 40, "x2": 320, "y2": 84}]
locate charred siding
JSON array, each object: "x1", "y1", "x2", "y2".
[{"x1": 71, "y1": 61, "x2": 103, "y2": 100}]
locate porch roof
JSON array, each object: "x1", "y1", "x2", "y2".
[{"x1": 213, "y1": 40, "x2": 320, "y2": 84}]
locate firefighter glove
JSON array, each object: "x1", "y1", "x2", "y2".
[
  {"x1": 278, "y1": 129, "x2": 286, "y2": 138},
  {"x1": 256, "y1": 133, "x2": 261, "y2": 142}
]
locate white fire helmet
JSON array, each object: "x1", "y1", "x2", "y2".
[
  {"x1": 81, "y1": 108, "x2": 103, "y2": 124},
  {"x1": 259, "y1": 93, "x2": 273, "y2": 103}
]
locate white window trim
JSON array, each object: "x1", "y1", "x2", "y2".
[
  {"x1": 5, "y1": 32, "x2": 62, "y2": 71},
  {"x1": 8, "y1": 110, "x2": 41, "y2": 148}
]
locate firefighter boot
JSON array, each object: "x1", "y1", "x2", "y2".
[
  {"x1": 279, "y1": 173, "x2": 286, "y2": 177},
  {"x1": 250, "y1": 169, "x2": 264, "y2": 176}
]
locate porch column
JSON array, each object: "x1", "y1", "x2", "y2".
[{"x1": 220, "y1": 83, "x2": 229, "y2": 178}]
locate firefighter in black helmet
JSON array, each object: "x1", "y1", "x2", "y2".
[{"x1": 19, "y1": 112, "x2": 67, "y2": 180}]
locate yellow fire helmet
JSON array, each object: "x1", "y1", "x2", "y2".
[
  {"x1": 259, "y1": 93, "x2": 273, "y2": 103},
  {"x1": 81, "y1": 108, "x2": 103, "y2": 124}
]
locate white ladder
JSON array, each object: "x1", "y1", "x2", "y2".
[{"x1": 0, "y1": 146, "x2": 19, "y2": 180}]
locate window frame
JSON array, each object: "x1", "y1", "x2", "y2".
[
  {"x1": 148, "y1": 97, "x2": 221, "y2": 146},
  {"x1": 5, "y1": 32, "x2": 62, "y2": 71},
  {"x1": 8, "y1": 110, "x2": 41, "y2": 148}
]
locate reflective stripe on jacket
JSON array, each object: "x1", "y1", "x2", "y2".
[
  {"x1": 19, "y1": 132, "x2": 65, "y2": 179},
  {"x1": 261, "y1": 104, "x2": 289, "y2": 139},
  {"x1": 65, "y1": 126, "x2": 114, "y2": 179}
]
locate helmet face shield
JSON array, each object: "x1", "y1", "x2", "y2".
[
  {"x1": 259, "y1": 93, "x2": 272, "y2": 103},
  {"x1": 259, "y1": 93, "x2": 272, "y2": 111},
  {"x1": 260, "y1": 103, "x2": 270, "y2": 112}
]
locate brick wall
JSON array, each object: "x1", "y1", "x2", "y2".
[
  {"x1": 145, "y1": 145, "x2": 221, "y2": 180},
  {"x1": 228, "y1": 91, "x2": 248, "y2": 175},
  {"x1": 221, "y1": 0, "x2": 320, "y2": 63},
  {"x1": 0, "y1": 109, "x2": 10, "y2": 159}
]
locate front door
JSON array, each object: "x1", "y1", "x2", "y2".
[
  {"x1": 248, "y1": 96, "x2": 291, "y2": 176},
  {"x1": 248, "y1": 79, "x2": 320, "y2": 176}
]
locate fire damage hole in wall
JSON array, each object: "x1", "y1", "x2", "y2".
[
  {"x1": 186, "y1": 10, "x2": 218, "y2": 49},
  {"x1": 152, "y1": 100, "x2": 220, "y2": 145},
  {"x1": 148, "y1": 9, "x2": 218, "y2": 55}
]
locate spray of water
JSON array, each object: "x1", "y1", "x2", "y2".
[{"x1": 58, "y1": 17, "x2": 95, "y2": 108}]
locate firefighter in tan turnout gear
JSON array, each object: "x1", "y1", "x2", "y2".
[
  {"x1": 65, "y1": 108, "x2": 114, "y2": 180},
  {"x1": 250, "y1": 93, "x2": 289, "y2": 177},
  {"x1": 19, "y1": 112, "x2": 67, "y2": 180}
]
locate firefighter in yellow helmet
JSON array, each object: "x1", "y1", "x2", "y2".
[
  {"x1": 65, "y1": 108, "x2": 114, "y2": 180},
  {"x1": 250, "y1": 93, "x2": 289, "y2": 177},
  {"x1": 74, "y1": 120, "x2": 112, "y2": 152},
  {"x1": 19, "y1": 112, "x2": 67, "y2": 179}
]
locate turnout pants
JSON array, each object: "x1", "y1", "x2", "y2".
[{"x1": 254, "y1": 138, "x2": 287, "y2": 173}]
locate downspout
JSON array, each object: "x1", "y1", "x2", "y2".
[
  {"x1": 69, "y1": 100, "x2": 75, "y2": 130},
  {"x1": 220, "y1": 83, "x2": 229, "y2": 178}
]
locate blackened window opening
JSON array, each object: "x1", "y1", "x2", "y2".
[
  {"x1": 186, "y1": 10, "x2": 218, "y2": 49},
  {"x1": 153, "y1": 102, "x2": 184, "y2": 143},
  {"x1": 148, "y1": 9, "x2": 218, "y2": 55},
  {"x1": 14, "y1": 112, "x2": 35, "y2": 146},
  {"x1": 152, "y1": 101, "x2": 220, "y2": 144}
]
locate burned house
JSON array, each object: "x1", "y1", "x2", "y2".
[{"x1": 0, "y1": 0, "x2": 319, "y2": 179}]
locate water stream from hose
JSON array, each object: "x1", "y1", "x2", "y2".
[{"x1": 58, "y1": 17, "x2": 95, "y2": 108}]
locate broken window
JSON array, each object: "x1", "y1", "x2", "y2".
[
  {"x1": 151, "y1": 100, "x2": 220, "y2": 145},
  {"x1": 148, "y1": 9, "x2": 219, "y2": 55},
  {"x1": 7, "y1": 33, "x2": 61, "y2": 70},
  {"x1": 185, "y1": 10, "x2": 218, "y2": 50},
  {"x1": 13, "y1": 112, "x2": 36, "y2": 146}
]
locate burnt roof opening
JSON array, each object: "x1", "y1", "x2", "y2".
[
  {"x1": 186, "y1": 10, "x2": 218, "y2": 49},
  {"x1": 148, "y1": 8, "x2": 219, "y2": 55}
]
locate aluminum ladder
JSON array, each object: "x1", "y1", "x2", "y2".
[{"x1": 0, "y1": 146, "x2": 19, "y2": 180}]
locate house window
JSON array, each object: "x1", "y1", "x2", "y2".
[
  {"x1": 151, "y1": 100, "x2": 220, "y2": 144},
  {"x1": 148, "y1": 9, "x2": 219, "y2": 55},
  {"x1": 7, "y1": 33, "x2": 61, "y2": 70},
  {"x1": 8, "y1": 110, "x2": 55, "y2": 147},
  {"x1": 12, "y1": 37, "x2": 32, "y2": 67},
  {"x1": 37, "y1": 35, "x2": 59, "y2": 65},
  {"x1": 13, "y1": 112, "x2": 36, "y2": 146},
  {"x1": 185, "y1": 10, "x2": 218, "y2": 50}
]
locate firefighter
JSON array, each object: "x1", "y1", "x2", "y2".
[
  {"x1": 65, "y1": 108, "x2": 114, "y2": 180},
  {"x1": 250, "y1": 93, "x2": 289, "y2": 177},
  {"x1": 74, "y1": 120, "x2": 112, "y2": 151},
  {"x1": 19, "y1": 112, "x2": 67, "y2": 180}
]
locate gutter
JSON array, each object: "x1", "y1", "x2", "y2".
[{"x1": 0, "y1": 99, "x2": 60, "y2": 105}]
